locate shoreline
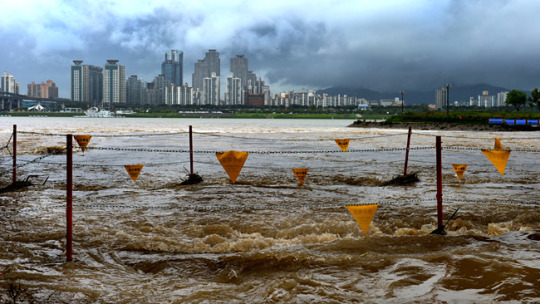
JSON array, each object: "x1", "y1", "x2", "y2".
[{"x1": 348, "y1": 121, "x2": 540, "y2": 132}]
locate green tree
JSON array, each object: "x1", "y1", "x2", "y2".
[
  {"x1": 505, "y1": 89, "x2": 527, "y2": 111},
  {"x1": 528, "y1": 88, "x2": 540, "y2": 111}
]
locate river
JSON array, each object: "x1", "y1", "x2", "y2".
[{"x1": 0, "y1": 117, "x2": 538, "y2": 303}]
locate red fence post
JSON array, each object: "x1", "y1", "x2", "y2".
[
  {"x1": 12, "y1": 124, "x2": 16, "y2": 183},
  {"x1": 403, "y1": 126, "x2": 412, "y2": 175},
  {"x1": 436, "y1": 136, "x2": 443, "y2": 229},
  {"x1": 66, "y1": 134, "x2": 73, "y2": 262},
  {"x1": 189, "y1": 125, "x2": 194, "y2": 175}
]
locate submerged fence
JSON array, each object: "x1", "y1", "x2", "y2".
[{"x1": 1, "y1": 124, "x2": 539, "y2": 261}]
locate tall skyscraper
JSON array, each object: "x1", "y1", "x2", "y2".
[
  {"x1": 162, "y1": 50, "x2": 183, "y2": 86},
  {"x1": 230, "y1": 55, "x2": 248, "y2": 89},
  {"x1": 103, "y1": 60, "x2": 126, "y2": 104},
  {"x1": 1, "y1": 72, "x2": 20, "y2": 94},
  {"x1": 70, "y1": 60, "x2": 103, "y2": 104},
  {"x1": 192, "y1": 50, "x2": 220, "y2": 91}
]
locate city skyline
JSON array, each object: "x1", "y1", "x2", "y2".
[{"x1": 1, "y1": 0, "x2": 540, "y2": 99}]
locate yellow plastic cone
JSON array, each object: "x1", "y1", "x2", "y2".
[
  {"x1": 347, "y1": 204, "x2": 378, "y2": 234},
  {"x1": 216, "y1": 150, "x2": 249, "y2": 183}
]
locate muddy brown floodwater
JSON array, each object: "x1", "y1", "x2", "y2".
[{"x1": 0, "y1": 118, "x2": 539, "y2": 303}]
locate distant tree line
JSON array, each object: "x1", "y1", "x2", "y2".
[{"x1": 505, "y1": 88, "x2": 540, "y2": 111}]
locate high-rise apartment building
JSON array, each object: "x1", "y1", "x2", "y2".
[
  {"x1": 1, "y1": 72, "x2": 20, "y2": 94},
  {"x1": 202, "y1": 72, "x2": 220, "y2": 105},
  {"x1": 103, "y1": 60, "x2": 126, "y2": 104},
  {"x1": 435, "y1": 87, "x2": 448, "y2": 110},
  {"x1": 226, "y1": 73, "x2": 243, "y2": 105},
  {"x1": 145, "y1": 74, "x2": 170, "y2": 105},
  {"x1": 165, "y1": 84, "x2": 193, "y2": 105},
  {"x1": 475, "y1": 91, "x2": 496, "y2": 107},
  {"x1": 497, "y1": 91, "x2": 508, "y2": 107},
  {"x1": 162, "y1": 50, "x2": 183, "y2": 86},
  {"x1": 70, "y1": 60, "x2": 103, "y2": 104},
  {"x1": 230, "y1": 55, "x2": 248, "y2": 89},
  {"x1": 28, "y1": 80, "x2": 58, "y2": 98},
  {"x1": 192, "y1": 50, "x2": 220, "y2": 91},
  {"x1": 126, "y1": 75, "x2": 146, "y2": 104}
]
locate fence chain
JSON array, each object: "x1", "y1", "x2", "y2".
[
  {"x1": 445, "y1": 198, "x2": 539, "y2": 206},
  {"x1": 412, "y1": 132, "x2": 540, "y2": 140},
  {"x1": 443, "y1": 147, "x2": 540, "y2": 153},
  {"x1": 84, "y1": 146, "x2": 435, "y2": 154},
  {"x1": 3, "y1": 198, "x2": 538, "y2": 217},
  {"x1": 0, "y1": 204, "x2": 67, "y2": 216},
  {"x1": 18, "y1": 131, "x2": 188, "y2": 137},
  {"x1": 193, "y1": 132, "x2": 409, "y2": 141},
  {"x1": 0, "y1": 147, "x2": 68, "y2": 176}
]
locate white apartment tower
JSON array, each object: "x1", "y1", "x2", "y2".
[
  {"x1": 1, "y1": 72, "x2": 20, "y2": 94},
  {"x1": 202, "y1": 72, "x2": 220, "y2": 105},
  {"x1": 103, "y1": 60, "x2": 126, "y2": 103},
  {"x1": 226, "y1": 73, "x2": 243, "y2": 105}
]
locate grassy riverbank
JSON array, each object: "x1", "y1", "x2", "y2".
[
  {"x1": 384, "y1": 111, "x2": 540, "y2": 124},
  {"x1": 350, "y1": 111, "x2": 540, "y2": 131}
]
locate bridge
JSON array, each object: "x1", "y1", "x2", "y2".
[{"x1": 0, "y1": 92, "x2": 71, "y2": 111}]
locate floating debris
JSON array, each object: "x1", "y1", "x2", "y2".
[
  {"x1": 180, "y1": 173, "x2": 203, "y2": 185},
  {"x1": 0, "y1": 180, "x2": 33, "y2": 193},
  {"x1": 380, "y1": 172, "x2": 419, "y2": 187}
]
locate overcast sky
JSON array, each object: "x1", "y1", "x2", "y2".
[{"x1": 1, "y1": 0, "x2": 539, "y2": 98}]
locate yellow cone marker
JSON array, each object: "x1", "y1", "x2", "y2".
[
  {"x1": 452, "y1": 164, "x2": 468, "y2": 180},
  {"x1": 216, "y1": 150, "x2": 249, "y2": 183},
  {"x1": 74, "y1": 135, "x2": 91, "y2": 153},
  {"x1": 335, "y1": 138, "x2": 350, "y2": 152},
  {"x1": 346, "y1": 204, "x2": 378, "y2": 234},
  {"x1": 293, "y1": 168, "x2": 308, "y2": 185},
  {"x1": 124, "y1": 164, "x2": 143, "y2": 182}
]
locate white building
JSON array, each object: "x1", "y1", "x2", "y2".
[
  {"x1": 165, "y1": 84, "x2": 193, "y2": 105},
  {"x1": 497, "y1": 91, "x2": 508, "y2": 107},
  {"x1": 202, "y1": 72, "x2": 220, "y2": 105},
  {"x1": 103, "y1": 60, "x2": 126, "y2": 104},
  {"x1": 1, "y1": 71, "x2": 20, "y2": 94},
  {"x1": 226, "y1": 73, "x2": 243, "y2": 105}
]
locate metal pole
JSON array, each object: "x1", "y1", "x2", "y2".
[
  {"x1": 189, "y1": 125, "x2": 194, "y2": 175},
  {"x1": 403, "y1": 126, "x2": 412, "y2": 175},
  {"x1": 436, "y1": 136, "x2": 443, "y2": 229},
  {"x1": 66, "y1": 134, "x2": 73, "y2": 262},
  {"x1": 12, "y1": 124, "x2": 16, "y2": 183},
  {"x1": 446, "y1": 85, "x2": 450, "y2": 123},
  {"x1": 400, "y1": 91, "x2": 405, "y2": 114}
]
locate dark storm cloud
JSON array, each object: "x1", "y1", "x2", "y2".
[{"x1": 1, "y1": 0, "x2": 539, "y2": 97}]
